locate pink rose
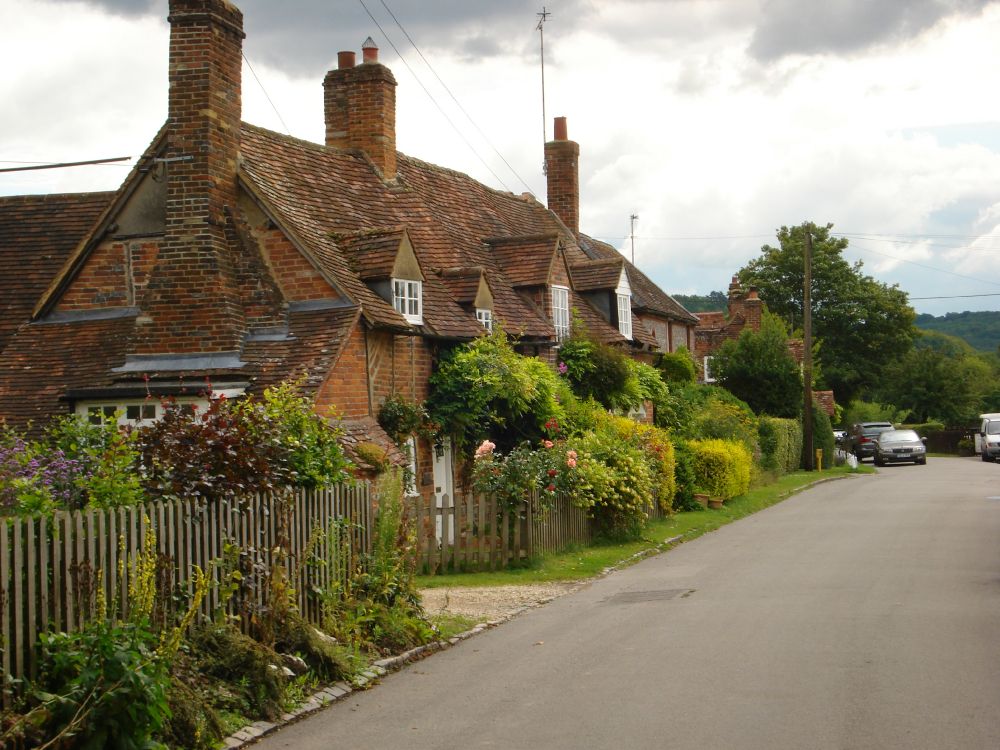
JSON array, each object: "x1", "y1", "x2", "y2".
[
  {"x1": 475, "y1": 440, "x2": 496, "y2": 459},
  {"x1": 543, "y1": 440, "x2": 554, "y2": 449},
  {"x1": 566, "y1": 458, "x2": 577, "y2": 468}
]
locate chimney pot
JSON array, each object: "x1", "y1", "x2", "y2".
[
  {"x1": 362, "y1": 36, "x2": 378, "y2": 63},
  {"x1": 338, "y1": 50, "x2": 356, "y2": 69},
  {"x1": 553, "y1": 116, "x2": 568, "y2": 141}
]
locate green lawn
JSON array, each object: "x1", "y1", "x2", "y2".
[{"x1": 416, "y1": 465, "x2": 870, "y2": 589}]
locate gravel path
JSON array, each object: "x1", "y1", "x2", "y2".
[{"x1": 418, "y1": 581, "x2": 585, "y2": 621}]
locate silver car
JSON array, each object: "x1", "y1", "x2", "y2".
[{"x1": 873, "y1": 429, "x2": 927, "y2": 466}]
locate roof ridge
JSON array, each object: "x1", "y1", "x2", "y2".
[{"x1": 0, "y1": 191, "x2": 117, "y2": 203}]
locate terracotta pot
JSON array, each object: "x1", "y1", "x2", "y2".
[
  {"x1": 707, "y1": 498, "x2": 724, "y2": 510},
  {"x1": 693, "y1": 493, "x2": 709, "y2": 508}
]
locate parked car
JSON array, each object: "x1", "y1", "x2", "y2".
[
  {"x1": 873, "y1": 429, "x2": 927, "y2": 466},
  {"x1": 974, "y1": 413, "x2": 1000, "y2": 462},
  {"x1": 846, "y1": 422, "x2": 895, "y2": 462}
]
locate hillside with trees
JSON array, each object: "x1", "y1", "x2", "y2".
[{"x1": 914, "y1": 311, "x2": 1000, "y2": 352}]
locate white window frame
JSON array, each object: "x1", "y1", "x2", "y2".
[
  {"x1": 703, "y1": 356, "x2": 716, "y2": 383},
  {"x1": 476, "y1": 308, "x2": 493, "y2": 331},
  {"x1": 616, "y1": 293, "x2": 632, "y2": 339},
  {"x1": 392, "y1": 278, "x2": 423, "y2": 325},
  {"x1": 551, "y1": 285, "x2": 570, "y2": 342},
  {"x1": 79, "y1": 402, "x2": 158, "y2": 427}
]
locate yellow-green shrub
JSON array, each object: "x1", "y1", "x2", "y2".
[
  {"x1": 689, "y1": 438, "x2": 752, "y2": 500},
  {"x1": 607, "y1": 417, "x2": 676, "y2": 513}
]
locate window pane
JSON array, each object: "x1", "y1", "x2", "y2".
[
  {"x1": 126, "y1": 405, "x2": 140, "y2": 420},
  {"x1": 142, "y1": 404, "x2": 156, "y2": 420}
]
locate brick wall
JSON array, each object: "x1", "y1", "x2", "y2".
[
  {"x1": 316, "y1": 321, "x2": 370, "y2": 418},
  {"x1": 56, "y1": 239, "x2": 161, "y2": 311},
  {"x1": 251, "y1": 225, "x2": 337, "y2": 301}
]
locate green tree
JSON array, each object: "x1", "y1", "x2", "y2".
[
  {"x1": 738, "y1": 222, "x2": 915, "y2": 405},
  {"x1": 879, "y1": 331, "x2": 991, "y2": 425},
  {"x1": 710, "y1": 311, "x2": 802, "y2": 418}
]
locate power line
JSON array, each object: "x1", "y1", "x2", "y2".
[
  {"x1": 0, "y1": 156, "x2": 131, "y2": 173},
  {"x1": 356, "y1": 0, "x2": 513, "y2": 193},
  {"x1": 242, "y1": 51, "x2": 291, "y2": 136},
  {"x1": 848, "y1": 242, "x2": 1000, "y2": 288},
  {"x1": 377, "y1": 0, "x2": 535, "y2": 195},
  {"x1": 910, "y1": 292, "x2": 1000, "y2": 300}
]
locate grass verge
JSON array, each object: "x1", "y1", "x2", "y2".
[{"x1": 416, "y1": 465, "x2": 870, "y2": 589}]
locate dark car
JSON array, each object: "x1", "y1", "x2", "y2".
[
  {"x1": 873, "y1": 429, "x2": 927, "y2": 466},
  {"x1": 847, "y1": 422, "x2": 895, "y2": 462}
]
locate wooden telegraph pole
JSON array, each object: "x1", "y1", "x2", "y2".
[{"x1": 803, "y1": 230, "x2": 815, "y2": 470}]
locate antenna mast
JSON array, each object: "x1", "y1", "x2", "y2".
[
  {"x1": 537, "y1": 7, "x2": 551, "y2": 152},
  {"x1": 629, "y1": 213, "x2": 638, "y2": 264}
]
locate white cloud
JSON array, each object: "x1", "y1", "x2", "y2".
[{"x1": 4, "y1": 0, "x2": 1000, "y2": 317}]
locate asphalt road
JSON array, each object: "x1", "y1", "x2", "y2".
[{"x1": 256, "y1": 457, "x2": 1000, "y2": 749}]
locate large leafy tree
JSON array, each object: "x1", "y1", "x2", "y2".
[
  {"x1": 878, "y1": 331, "x2": 992, "y2": 425},
  {"x1": 710, "y1": 311, "x2": 802, "y2": 418},
  {"x1": 738, "y1": 222, "x2": 915, "y2": 405}
]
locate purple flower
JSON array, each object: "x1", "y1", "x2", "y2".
[{"x1": 557, "y1": 361, "x2": 568, "y2": 375}]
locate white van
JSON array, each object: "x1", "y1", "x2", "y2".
[{"x1": 974, "y1": 413, "x2": 1000, "y2": 461}]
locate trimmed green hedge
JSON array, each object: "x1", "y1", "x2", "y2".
[
  {"x1": 689, "y1": 438, "x2": 752, "y2": 500},
  {"x1": 758, "y1": 417, "x2": 803, "y2": 476},
  {"x1": 802, "y1": 401, "x2": 835, "y2": 469}
]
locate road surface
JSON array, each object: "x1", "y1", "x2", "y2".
[{"x1": 256, "y1": 457, "x2": 1000, "y2": 749}]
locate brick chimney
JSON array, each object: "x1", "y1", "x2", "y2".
[
  {"x1": 323, "y1": 38, "x2": 398, "y2": 181},
  {"x1": 743, "y1": 287, "x2": 763, "y2": 330},
  {"x1": 544, "y1": 116, "x2": 580, "y2": 236},
  {"x1": 727, "y1": 275, "x2": 743, "y2": 319},
  {"x1": 133, "y1": 0, "x2": 246, "y2": 356}
]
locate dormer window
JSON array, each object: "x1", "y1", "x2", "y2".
[
  {"x1": 615, "y1": 270, "x2": 632, "y2": 340},
  {"x1": 551, "y1": 285, "x2": 570, "y2": 341},
  {"x1": 476, "y1": 308, "x2": 493, "y2": 331},
  {"x1": 393, "y1": 279, "x2": 422, "y2": 324}
]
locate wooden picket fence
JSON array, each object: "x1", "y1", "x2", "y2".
[
  {"x1": 0, "y1": 484, "x2": 617, "y2": 690},
  {"x1": 410, "y1": 491, "x2": 592, "y2": 574},
  {"x1": 0, "y1": 483, "x2": 371, "y2": 687}
]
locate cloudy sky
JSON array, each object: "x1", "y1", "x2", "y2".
[{"x1": 4, "y1": 0, "x2": 1000, "y2": 317}]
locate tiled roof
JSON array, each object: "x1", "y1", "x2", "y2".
[
  {"x1": 239, "y1": 124, "x2": 561, "y2": 340},
  {"x1": 485, "y1": 235, "x2": 559, "y2": 288},
  {"x1": 437, "y1": 266, "x2": 484, "y2": 305},
  {"x1": 695, "y1": 311, "x2": 728, "y2": 329},
  {"x1": 339, "y1": 416, "x2": 408, "y2": 472},
  {"x1": 0, "y1": 315, "x2": 134, "y2": 431},
  {"x1": 577, "y1": 234, "x2": 698, "y2": 324},
  {"x1": 814, "y1": 390, "x2": 836, "y2": 416},
  {"x1": 0, "y1": 192, "x2": 113, "y2": 355},
  {"x1": 336, "y1": 227, "x2": 406, "y2": 281},
  {"x1": 570, "y1": 257, "x2": 623, "y2": 291}
]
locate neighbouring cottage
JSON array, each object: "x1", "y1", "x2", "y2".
[
  {"x1": 0, "y1": 0, "x2": 697, "y2": 506},
  {"x1": 693, "y1": 276, "x2": 836, "y2": 416}
]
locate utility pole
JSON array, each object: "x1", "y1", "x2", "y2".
[
  {"x1": 537, "y1": 7, "x2": 551, "y2": 152},
  {"x1": 803, "y1": 230, "x2": 815, "y2": 470},
  {"x1": 629, "y1": 213, "x2": 638, "y2": 264}
]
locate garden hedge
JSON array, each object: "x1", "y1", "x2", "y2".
[
  {"x1": 689, "y1": 438, "x2": 752, "y2": 500},
  {"x1": 758, "y1": 417, "x2": 803, "y2": 476}
]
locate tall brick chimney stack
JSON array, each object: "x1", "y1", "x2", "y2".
[
  {"x1": 133, "y1": 0, "x2": 246, "y2": 356},
  {"x1": 544, "y1": 116, "x2": 580, "y2": 236},
  {"x1": 743, "y1": 287, "x2": 763, "y2": 329},
  {"x1": 323, "y1": 38, "x2": 398, "y2": 181},
  {"x1": 727, "y1": 275, "x2": 743, "y2": 319}
]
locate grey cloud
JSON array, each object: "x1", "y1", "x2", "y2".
[
  {"x1": 56, "y1": 1, "x2": 591, "y2": 74},
  {"x1": 749, "y1": 0, "x2": 997, "y2": 61}
]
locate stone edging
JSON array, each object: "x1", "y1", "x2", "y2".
[{"x1": 226, "y1": 470, "x2": 862, "y2": 747}]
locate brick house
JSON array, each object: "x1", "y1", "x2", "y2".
[
  {"x1": 0, "y1": 0, "x2": 697, "y2": 504},
  {"x1": 693, "y1": 277, "x2": 836, "y2": 416}
]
